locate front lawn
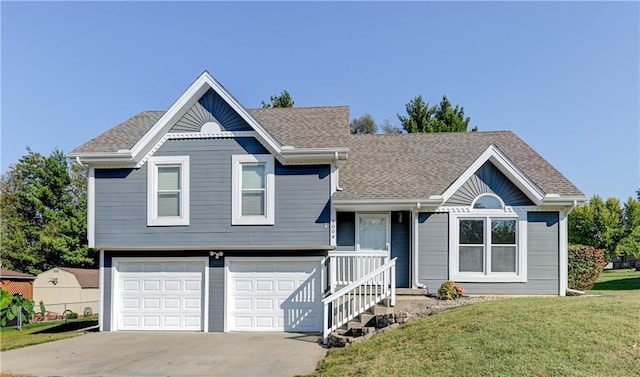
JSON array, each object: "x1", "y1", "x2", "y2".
[
  {"x1": 0, "y1": 318, "x2": 97, "y2": 351},
  {"x1": 590, "y1": 269, "x2": 640, "y2": 295},
  {"x1": 308, "y1": 271, "x2": 640, "y2": 377}
]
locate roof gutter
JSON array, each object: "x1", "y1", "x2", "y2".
[
  {"x1": 334, "y1": 197, "x2": 444, "y2": 212},
  {"x1": 67, "y1": 151, "x2": 136, "y2": 167},
  {"x1": 98, "y1": 245, "x2": 337, "y2": 251},
  {"x1": 540, "y1": 194, "x2": 588, "y2": 207},
  {"x1": 280, "y1": 147, "x2": 348, "y2": 164}
]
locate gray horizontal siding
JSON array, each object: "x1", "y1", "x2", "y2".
[
  {"x1": 390, "y1": 211, "x2": 410, "y2": 288},
  {"x1": 94, "y1": 138, "x2": 330, "y2": 248},
  {"x1": 208, "y1": 258, "x2": 224, "y2": 332},
  {"x1": 102, "y1": 256, "x2": 112, "y2": 332},
  {"x1": 417, "y1": 211, "x2": 560, "y2": 295},
  {"x1": 417, "y1": 212, "x2": 449, "y2": 292},
  {"x1": 446, "y1": 162, "x2": 533, "y2": 207},
  {"x1": 336, "y1": 212, "x2": 355, "y2": 249}
]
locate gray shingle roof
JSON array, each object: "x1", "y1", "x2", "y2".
[
  {"x1": 71, "y1": 106, "x2": 350, "y2": 154},
  {"x1": 333, "y1": 132, "x2": 584, "y2": 200},
  {"x1": 72, "y1": 111, "x2": 165, "y2": 154},
  {"x1": 71, "y1": 107, "x2": 583, "y2": 199},
  {"x1": 247, "y1": 106, "x2": 350, "y2": 148}
]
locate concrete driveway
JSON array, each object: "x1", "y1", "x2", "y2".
[{"x1": 0, "y1": 332, "x2": 327, "y2": 377}]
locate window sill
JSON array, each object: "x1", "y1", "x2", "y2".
[
  {"x1": 232, "y1": 217, "x2": 274, "y2": 226},
  {"x1": 148, "y1": 218, "x2": 190, "y2": 226},
  {"x1": 451, "y1": 273, "x2": 526, "y2": 283}
]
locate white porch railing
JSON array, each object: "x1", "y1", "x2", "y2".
[
  {"x1": 322, "y1": 258, "x2": 396, "y2": 344},
  {"x1": 327, "y1": 251, "x2": 389, "y2": 293}
]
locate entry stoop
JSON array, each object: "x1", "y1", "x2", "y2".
[{"x1": 327, "y1": 288, "x2": 428, "y2": 347}]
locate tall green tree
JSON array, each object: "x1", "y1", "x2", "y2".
[
  {"x1": 615, "y1": 197, "x2": 640, "y2": 258},
  {"x1": 0, "y1": 148, "x2": 95, "y2": 274},
  {"x1": 261, "y1": 90, "x2": 294, "y2": 108},
  {"x1": 397, "y1": 94, "x2": 477, "y2": 133},
  {"x1": 350, "y1": 114, "x2": 377, "y2": 134},
  {"x1": 569, "y1": 194, "x2": 640, "y2": 260}
]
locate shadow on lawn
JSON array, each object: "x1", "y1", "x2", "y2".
[
  {"x1": 592, "y1": 277, "x2": 640, "y2": 291},
  {"x1": 32, "y1": 319, "x2": 98, "y2": 334}
]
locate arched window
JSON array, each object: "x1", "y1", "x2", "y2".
[
  {"x1": 472, "y1": 194, "x2": 504, "y2": 210},
  {"x1": 451, "y1": 192, "x2": 525, "y2": 283}
]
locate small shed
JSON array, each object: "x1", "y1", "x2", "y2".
[
  {"x1": 0, "y1": 268, "x2": 36, "y2": 299},
  {"x1": 33, "y1": 267, "x2": 99, "y2": 315}
]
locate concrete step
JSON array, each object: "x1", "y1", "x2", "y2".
[
  {"x1": 396, "y1": 288, "x2": 428, "y2": 296},
  {"x1": 346, "y1": 312, "x2": 375, "y2": 329},
  {"x1": 372, "y1": 305, "x2": 395, "y2": 315}
]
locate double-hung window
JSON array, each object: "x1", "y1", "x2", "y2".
[
  {"x1": 450, "y1": 195, "x2": 526, "y2": 282},
  {"x1": 147, "y1": 156, "x2": 190, "y2": 226},
  {"x1": 232, "y1": 154, "x2": 274, "y2": 225}
]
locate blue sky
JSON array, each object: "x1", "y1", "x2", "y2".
[{"x1": 2, "y1": 1, "x2": 638, "y2": 201}]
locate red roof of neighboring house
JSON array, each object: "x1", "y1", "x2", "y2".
[
  {"x1": 58, "y1": 268, "x2": 99, "y2": 288},
  {"x1": 0, "y1": 268, "x2": 36, "y2": 280}
]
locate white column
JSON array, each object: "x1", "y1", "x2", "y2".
[{"x1": 559, "y1": 210, "x2": 568, "y2": 296}]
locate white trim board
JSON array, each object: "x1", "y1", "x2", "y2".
[{"x1": 87, "y1": 168, "x2": 95, "y2": 248}]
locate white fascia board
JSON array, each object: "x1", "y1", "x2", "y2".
[
  {"x1": 98, "y1": 245, "x2": 336, "y2": 251},
  {"x1": 440, "y1": 145, "x2": 546, "y2": 205},
  {"x1": 334, "y1": 198, "x2": 444, "y2": 212},
  {"x1": 127, "y1": 71, "x2": 284, "y2": 164},
  {"x1": 540, "y1": 195, "x2": 588, "y2": 207}
]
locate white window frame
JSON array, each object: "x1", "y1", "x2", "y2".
[
  {"x1": 449, "y1": 208, "x2": 527, "y2": 283},
  {"x1": 231, "y1": 154, "x2": 275, "y2": 225},
  {"x1": 147, "y1": 155, "x2": 190, "y2": 226},
  {"x1": 355, "y1": 213, "x2": 391, "y2": 252}
]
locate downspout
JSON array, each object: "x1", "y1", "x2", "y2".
[
  {"x1": 334, "y1": 152, "x2": 343, "y2": 191},
  {"x1": 412, "y1": 202, "x2": 427, "y2": 290},
  {"x1": 75, "y1": 156, "x2": 86, "y2": 168},
  {"x1": 564, "y1": 199, "x2": 580, "y2": 296}
]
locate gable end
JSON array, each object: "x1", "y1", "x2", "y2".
[
  {"x1": 171, "y1": 89, "x2": 253, "y2": 133},
  {"x1": 445, "y1": 161, "x2": 534, "y2": 207}
]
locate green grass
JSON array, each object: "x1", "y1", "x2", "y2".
[
  {"x1": 308, "y1": 271, "x2": 640, "y2": 377},
  {"x1": 590, "y1": 269, "x2": 640, "y2": 295},
  {"x1": 0, "y1": 318, "x2": 97, "y2": 351}
]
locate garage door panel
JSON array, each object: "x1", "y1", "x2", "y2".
[
  {"x1": 143, "y1": 298, "x2": 160, "y2": 309},
  {"x1": 164, "y1": 280, "x2": 181, "y2": 291},
  {"x1": 228, "y1": 260, "x2": 322, "y2": 332},
  {"x1": 164, "y1": 298, "x2": 180, "y2": 309},
  {"x1": 185, "y1": 280, "x2": 202, "y2": 291},
  {"x1": 143, "y1": 280, "x2": 161, "y2": 291},
  {"x1": 115, "y1": 260, "x2": 205, "y2": 331}
]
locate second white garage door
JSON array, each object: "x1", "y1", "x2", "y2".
[{"x1": 227, "y1": 258, "x2": 322, "y2": 332}]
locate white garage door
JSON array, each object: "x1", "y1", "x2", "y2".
[
  {"x1": 227, "y1": 259, "x2": 322, "y2": 332},
  {"x1": 115, "y1": 259, "x2": 206, "y2": 331}
]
